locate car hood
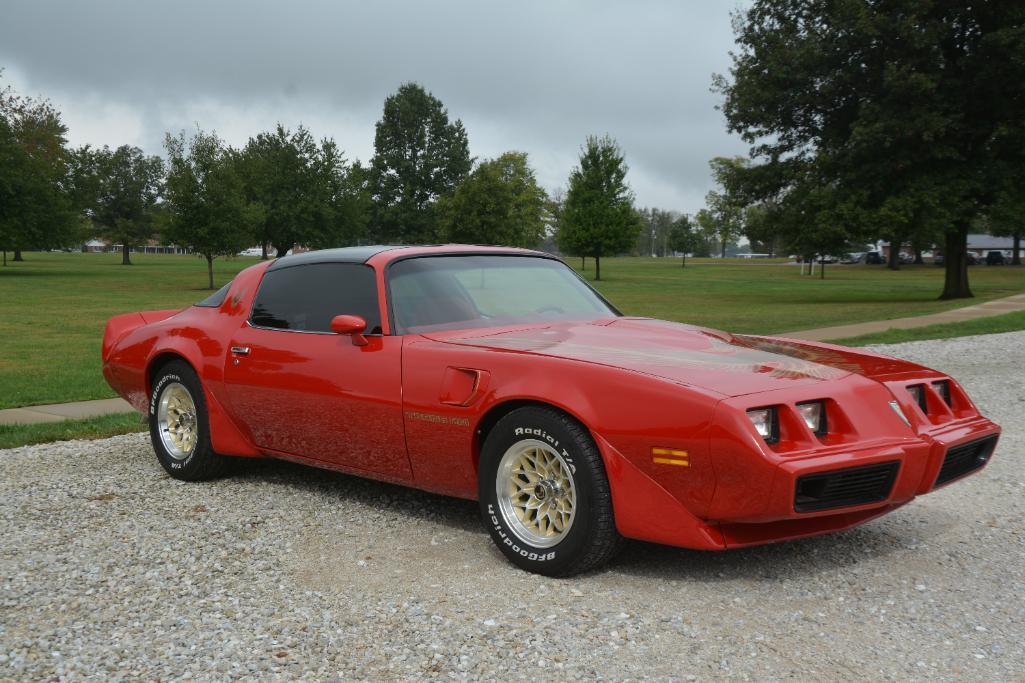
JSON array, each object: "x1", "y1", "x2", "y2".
[{"x1": 426, "y1": 317, "x2": 908, "y2": 398}]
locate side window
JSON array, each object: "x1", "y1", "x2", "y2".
[{"x1": 250, "y1": 263, "x2": 382, "y2": 334}]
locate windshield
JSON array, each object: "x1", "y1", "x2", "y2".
[{"x1": 388, "y1": 255, "x2": 618, "y2": 334}]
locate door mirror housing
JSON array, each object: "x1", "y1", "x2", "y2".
[{"x1": 330, "y1": 314, "x2": 369, "y2": 346}]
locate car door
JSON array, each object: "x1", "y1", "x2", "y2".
[{"x1": 221, "y1": 261, "x2": 412, "y2": 480}]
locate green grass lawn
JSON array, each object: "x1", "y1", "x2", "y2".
[
  {"x1": 1, "y1": 252, "x2": 258, "y2": 409},
  {"x1": 1, "y1": 252, "x2": 1023, "y2": 409},
  {"x1": 573, "y1": 257, "x2": 1025, "y2": 334},
  {"x1": 0, "y1": 412, "x2": 144, "y2": 449}
]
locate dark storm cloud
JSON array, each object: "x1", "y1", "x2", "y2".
[{"x1": 0, "y1": 0, "x2": 748, "y2": 212}]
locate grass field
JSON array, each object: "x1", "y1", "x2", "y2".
[
  {"x1": 1, "y1": 252, "x2": 258, "y2": 409},
  {"x1": 1, "y1": 252, "x2": 1023, "y2": 409},
  {"x1": 0, "y1": 412, "x2": 144, "y2": 450},
  {"x1": 573, "y1": 257, "x2": 1025, "y2": 333}
]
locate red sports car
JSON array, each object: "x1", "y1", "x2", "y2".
[{"x1": 102, "y1": 245, "x2": 1000, "y2": 575}]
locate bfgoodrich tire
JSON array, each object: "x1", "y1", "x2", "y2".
[
  {"x1": 478, "y1": 406, "x2": 623, "y2": 576},
  {"x1": 148, "y1": 360, "x2": 227, "y2": 481}
]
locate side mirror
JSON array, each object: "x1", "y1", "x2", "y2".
[{"x1": 330, "y1": 314, "x2": 369, "y2": 346}]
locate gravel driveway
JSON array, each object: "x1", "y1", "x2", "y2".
[{"x1": 2, "y1": 332, "x2": 1023, "y2": 681}]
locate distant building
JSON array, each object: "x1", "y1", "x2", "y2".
[
  {"x1": 83, "y1": 238, "x2": 191, "y2": 255},
  {"x1": 880, "y1": 234, "x2": 1022, "y2": 260}
]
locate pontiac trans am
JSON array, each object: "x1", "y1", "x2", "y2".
[{"x1": 102, "y1": 245, "x2": 1001, "y2": 575}]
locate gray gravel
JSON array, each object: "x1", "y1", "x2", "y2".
[{"x1": 2, "y1": 331, "x2": 1024, "y2": 681}]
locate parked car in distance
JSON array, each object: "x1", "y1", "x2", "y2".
[
  {"x1": 101, "y1": 245, "x2": 1001, "y2": 576},
  {"x1": 842, "y1": 252, "x2": 866, "y2": 264},
  {"x1": 934, "y1": 252, "x2": 978, "y2": 266},
  {"x1": 986, "y1": 250, "x2": 1006, "y2": 265},
  {"x1": 864, "y1": 251, "x2": 884, "y2": 264}
]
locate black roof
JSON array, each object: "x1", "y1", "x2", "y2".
[{"x1": 266, "y1": 246, "x2": 400, "y2": 271}]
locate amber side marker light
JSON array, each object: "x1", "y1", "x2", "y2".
[{"x1": 652, "y1": 448, "x2": 689, "y2": 467}]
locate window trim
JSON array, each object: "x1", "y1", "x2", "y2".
[
  {"x1": 247, "y1": 262, "x2": 385, "y2": 336},
  {"x1": 383, "y1": 253, "x2": 622, "y2": 336}
]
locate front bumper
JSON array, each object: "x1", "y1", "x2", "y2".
[{"x1": 714, "y1": 416, "x2": 999, "y2": 547}]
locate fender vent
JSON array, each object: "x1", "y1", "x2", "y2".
[
  {"x1": 934, "y1": 435, "x2": 998, "y2": 487},
  {"x1": 794, "y1": 461, "x2": 900, "y2": 512}
]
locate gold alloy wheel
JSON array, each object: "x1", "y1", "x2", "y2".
[
  {"x1": 157, "y1": 382, "x2": 198, "y2": 460},
  {"x1": 496, "y1": 439, "x2": 577, "y2": 548}
]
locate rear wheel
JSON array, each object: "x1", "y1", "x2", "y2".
[
  {"x1": 478, "y1": 406, "x2": 622, "y2": 576},
  {"x1": 148, "y1": 360, "x2": 226, "y2": 481}
]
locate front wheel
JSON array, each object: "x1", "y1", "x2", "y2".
[
  {"x1": 478, "y1": 407, "x2": 623, "y2": 576},
  {"x1": 148, "y1": 360, "x2": 227, "y2": 481}
]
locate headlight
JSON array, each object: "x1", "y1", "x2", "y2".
[
  {"x1": 796, "y1": 400, "x2": 827, "y2": 435},
  {"x1": 907, "y1": 384, "x2": 927, "y2": 412},
  {"x1": 932, "y1": 380, "x2": 952, "y2": 406},
  {"x1": 747, "y1": 407, "x2": 778, "y2": 443}
]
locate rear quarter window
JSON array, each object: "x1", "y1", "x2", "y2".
[{"x1": 194, "y1": 282, "x2": 232, "y2": 308}]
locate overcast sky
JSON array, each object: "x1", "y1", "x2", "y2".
[{"x1": 0, "y1": 0, "x2": 749, "y2": 214}]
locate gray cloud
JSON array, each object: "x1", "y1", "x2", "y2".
[{"x1": 1, "y1": 0, "x2": 749, "y2": 213}]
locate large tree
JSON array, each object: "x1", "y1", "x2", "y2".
[
  {"x1": 238, "y1": 124, "x2": 364, "y2": 258},
  {"x1": 367, "y1": 83, "x2": 472, "y2": 244},
  {"x1": 715, "y1": 0, "x2": 1025, "y2": 298},
  {"x1": 165, "y1": 130, "x2": 257, "y2": 289},
  {"x1": 437, "y1": 151, "x2": 547, "y2": 247},
  {"x1": 85, "y1": 145, "x2": 164, "y2": 265},
  {"x1": 0, "y1": 77, "x2": 78, "y2": 263},
  {"x1": 558, "y1": 135, "x2": 641, "y2": 281}
]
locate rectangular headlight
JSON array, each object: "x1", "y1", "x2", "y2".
[
  {"x1": 907, "y1": 384, "x2": 928, "y2": 412},
  {"x1": 796, "y1": 400, "x2": 827, "y2": 435},
  {"x1": 932, "y1": 380, "x2": 952, "y2": 406},
  {"x1": 747, "y1": 407, "x2": 778, "y2": 443}
]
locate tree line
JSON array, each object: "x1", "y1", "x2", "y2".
[
  {"x1": 9, "y1": 0, "x2": 1021, "y2": 301},
  {"x1": 1, "y1": 77, "x2": 650, "y2": 286}
]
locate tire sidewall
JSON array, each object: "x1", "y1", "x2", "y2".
[
  {"x1": 149, "y1": 362, "x2": 209, "y2": 475},
  {"x1": 479, "y1": 410, "x2": 596, "y2": 575}
]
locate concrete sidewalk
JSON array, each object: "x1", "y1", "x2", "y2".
[
  {"x1": 0, "y1": 398, "x2": 135, "y2": 426},
  {"x1": 2, "y1": 292, "x2": 1024, "y2": 426}
]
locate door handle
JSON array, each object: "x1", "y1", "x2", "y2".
[{"x1": 230, "y1": 346, "x2": 251, "y2": 356}]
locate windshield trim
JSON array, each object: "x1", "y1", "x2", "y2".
[{"x1": 383, "y1": 252, "x2": 621, "y2": 336}]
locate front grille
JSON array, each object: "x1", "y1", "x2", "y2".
[
  {"x1": 934, "y1": 435, "x2": 998, "y2": 487},
  {"x1": 794, "y1": 461, "x2": 900, "y2": 512}
]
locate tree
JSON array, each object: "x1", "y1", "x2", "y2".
[
  {"x1": 987, "y1": 171, "x2": 1025, "y2": 266},
  {"x1": 367, "y1": 83, "x2": 472, "y2": 244},
  {"x1": 558, "y1": 136, "x2": 641, "y2": 281},
  {"x1": 668, "y1": 214, "x2": 694, "y2": 267},
  {"x1": 238, "y1": 124, "x2": 364, "y2": 258},
  {"x1": 437, "y1": 151, "x2": 547, "y2": 247},
  {"x1": 635, "y1": 208, "x2": 677, "y2": 257},
  {"x1": 716, "y1": 1, "x2": 1025, "y2": 299},
  {"x1": 743, "y1": 203, "x2": 779, "y2": 257},
  {"x1": 165, "y1": 130, "x2": 257, "y2": 289},
  {"x1": 82, "y1": 145, "x2": 164, "y2": 265},
  {"x1": 696, "y1": 157, "x2": 751, "y2": 259},
  {"x1": 0, "y1": 76, "x2": 78, "y2": 263}
]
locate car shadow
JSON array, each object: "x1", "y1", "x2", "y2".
[
  {"x1": 225, "y1": 455, "x2": 482, "y2": 534},
  {"x1": 223, "y1": 456, "x2": 951, "y2": 582}
]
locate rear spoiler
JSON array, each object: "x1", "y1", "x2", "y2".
[{"x1": 101, "y1": 309, "x2": 182, "y2": 362}]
